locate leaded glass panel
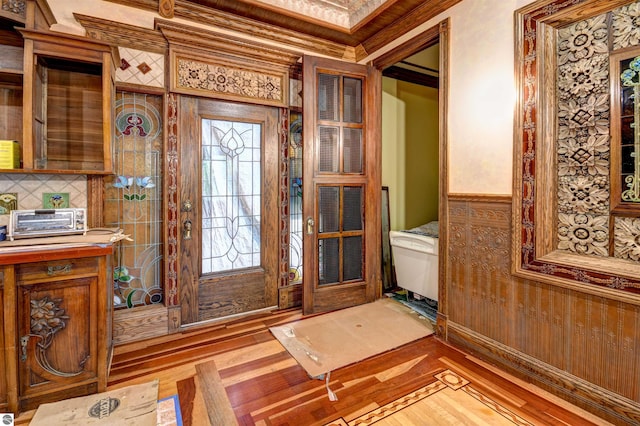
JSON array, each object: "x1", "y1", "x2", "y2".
[
  {"x1": 201, "y1": 119, "x2": 261, "y2": 273},
  {"x1": 106, "y1": 91, "x2": 164, "y2": 309}
]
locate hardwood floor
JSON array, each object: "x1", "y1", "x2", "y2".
[{"x1": 16, "y1": 305, "x2": 611, "y2": 425}]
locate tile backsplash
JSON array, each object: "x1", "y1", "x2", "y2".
[{"x1": 0, "y1": 174, "x2": 87, "y2": 226}]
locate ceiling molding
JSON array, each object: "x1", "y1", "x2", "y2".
[
  {"x1": 74, "y1": 13, "x2": 168, "y2": 54},
  {"x1": 158, "y1": 0, "x2": 174, "y2": 18},
  {"x1": 155, "y1": 19, "x2": 302, "y2": 67},
  {"x1": 103, "y1": 0, "x2": 460, "y2": 62},
  {"x1": 358, "y1": 0, "x2": 459, "y2": 60},
  {"x1": 105, "y1": 0, "x2": 356, "y2": 61}
]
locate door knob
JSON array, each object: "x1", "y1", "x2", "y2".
[{"x1": 306, "y1": 217, "x2": 315, "y2": 235}]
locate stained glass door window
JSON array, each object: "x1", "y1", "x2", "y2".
[{"x1": 201, "y1": 119, "x2": 262, "y2": 273}]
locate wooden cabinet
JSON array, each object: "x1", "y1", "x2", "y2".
[
  {"x1": 0, "y1": 245, "x2": 113, "y2": 413},
  {"x1": 19, "y1": 29, "x2": 116, "y2": 174},
  {"x1": 0, "y1": 17, "x2": 25, "y2": 149},
  {"x1": 0, "y1": 269, "x2": 7, "y2": 413},
  {"x1": 0, "y1": 0, "x2": 116, "y2": 175}
]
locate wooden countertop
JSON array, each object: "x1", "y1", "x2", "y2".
[{"x1": 0, "y1": 229, "x2": 128, "y2": 264}]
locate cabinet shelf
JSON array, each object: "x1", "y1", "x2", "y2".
[
  {"x1": 0, "y1": 167, "x2": 113, "y2": 175},
  {"x1": 18, "y1": 28, "x2": 117, "y2": 175}
]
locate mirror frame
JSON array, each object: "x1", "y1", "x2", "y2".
[{"x1": 512, "y1": 0, "x2": 640, "y2": 303}]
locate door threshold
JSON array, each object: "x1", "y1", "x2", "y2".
[{"x1": 180, "y1": 305, "x2": 279, "y2": 329}]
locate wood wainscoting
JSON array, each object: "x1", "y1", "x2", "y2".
[{"x1": 444, "y1": 194, "x2": 640, "y2": 425}]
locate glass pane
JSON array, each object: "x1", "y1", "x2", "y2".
[
  {"x1": 289, "y1": 112, "x2": 303, "y2": 283},
  {"x1": 319, "y1": 126, "x2": 339, "y2": 172},
  {"x1": 202, "y1": 118, "x2": 261, "y2": 273},
  {"x1": 619, "y1": 56, "x2": 640, "y2": 203},
  {"x1": 318, "y1": 73, "x2": 339, "y2": 121},
  {"x1": 343, "y1": 236, "x2": 362, "y2": 281},
  {"x1": 343, "y1": 128, "x2": 362, "y2": 173},
  {"x1": 319, "y1": 238, "x2": 339, "y2": 285},
  {"x1": 343, "y1": 186, "x2": 362, "y2": 231},
  {"x1": 106, "y1": 91, "x2": 164, "y2": 309},
  {"x1": 343, "y1": 77, "x2": 362, "y2": 123},
  {"x1": 319, "y1": 186, "x2": 339, "y2": 233}
]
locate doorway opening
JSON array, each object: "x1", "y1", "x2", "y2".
[{"x1": 374, "y1": 21, "x2": 449, "y2": 324}]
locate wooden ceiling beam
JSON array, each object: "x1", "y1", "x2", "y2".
[{"x1": 382, "y1": 66, "x2": 438, "y2": 88}]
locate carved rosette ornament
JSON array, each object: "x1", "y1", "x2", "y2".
[
  {"x1": 612, "y1": 2, "x2": 640, "y2": 50},
  {"x1": 614, "y1": 217, "x2": 640, "y2": 261},
  {"x1": 27, "y1": 296, "x2": 85, "y2": 377},
  {"x1": 158, "y1": 0, "x2": 174, "y2": 19},
  {"x1": 1, "y1": 0, "x2": 26, "y2": 18}
]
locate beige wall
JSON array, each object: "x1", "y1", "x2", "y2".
[
  {"x1": 48, "y1": 0, "x2": 536, "y2": 198},
  {"x1": 382, "y1": 78, "x2": 439, "y2": 231},
  {"x1": 381, "y1": 78, "x2": 405, "y2": 231},
  {"x1": 369, "y1": 0, "x2": 537, "y2": 195}
]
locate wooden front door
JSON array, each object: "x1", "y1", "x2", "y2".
[
  {"x1": 302, "y1": 55, "x2": 382, "y2": 314},
  {"x1": 178, "y1": 97, "x2": 279, "y2": 324}
]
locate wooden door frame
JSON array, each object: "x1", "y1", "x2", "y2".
[{"x1": 371, "y1": 19, "x2": 450, "y2": 338}]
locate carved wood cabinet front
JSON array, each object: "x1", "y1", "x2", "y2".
[{"x1": 0, "y1": 246, "x2": 113, "y2": 413}]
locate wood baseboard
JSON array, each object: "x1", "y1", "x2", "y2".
[
  {"x1": 446, "y1": 322, "x2": 640, "y2": 425},
  {"x1": 113, "y1": 304, "x2": 169, "y2": 345}
]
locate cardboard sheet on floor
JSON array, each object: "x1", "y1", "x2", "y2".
[
  {"x1": 30, "y1": 380, "x2": 159, "y2": 426},
  {"x1": 270, "y1": 298, "x2": 433, "y2": 379}
]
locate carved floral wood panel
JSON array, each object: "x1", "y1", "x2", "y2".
[
  {"x1": 1, "y1": 0, "x2": 25, "y2": 19},
  {"x1": 173, "y1": 55, "x2": 287, "y2": 106},
  {"x1": 515, "y1": 0, "x2": 640, "y2": 294}
]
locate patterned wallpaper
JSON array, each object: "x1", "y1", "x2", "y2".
[
  {"x1": 117, "y1": 47, "x2": 165, "y2": 88},
  {"x1": 556, "y1": 2, "x2": 640, "y2": 261}
]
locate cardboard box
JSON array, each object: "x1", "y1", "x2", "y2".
[{"x1": 0, "y1": 140, "x2": 20, "y2": 169}]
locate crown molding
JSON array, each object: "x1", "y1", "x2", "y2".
[
  {"x1": 74, "y1": 13, "x2": 168, "y2": 54},
  {"x1": 105, "y1": 0, "x2": 355, "y2": 61}
]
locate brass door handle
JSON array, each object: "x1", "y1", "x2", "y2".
[
  {"x1": 183, "y1": 219, "x2": 192, "y2": 240},
  {"x1": 306, "y1": 217, "x2": 315, "y2": 235}
]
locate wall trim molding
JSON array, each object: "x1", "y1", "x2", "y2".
[
  {"x1": 447, "y1": 322, "x2": 640, "y2": 425},
  {"x1": 74, "y1": 13, "x2": 168, "y2": 54},
  {"x1": 448, "y1": 193, "x2": 512, "y2": 203}
]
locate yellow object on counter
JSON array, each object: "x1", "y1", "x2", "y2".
[{"x1": 0, "y1": 140, "x2": 20, "y2": 169}]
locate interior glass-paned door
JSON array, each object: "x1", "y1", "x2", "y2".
[{"x1": 303, "y1": 55, "x2": 381, "y2": 314}]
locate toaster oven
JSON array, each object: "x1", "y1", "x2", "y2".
[{"x1": 8, "y1": 208, "x2": 87, "y2": 240}]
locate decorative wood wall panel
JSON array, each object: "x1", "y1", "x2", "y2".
[
  {"x1": 0, "y1": 0, "x2": 26, "y2": 21},
  {"x1": 170, "y1": 52, "x2": 288, "y2": 107},
  {"x1": 448, "y1": 197, "x2": 513, "y2": 345},
  {"x1": 447, "y1": 195, "x2": 640, "y2": 425},
  {"x1": 513, "y1": 0, "x2": 640, "y2": 297}
]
